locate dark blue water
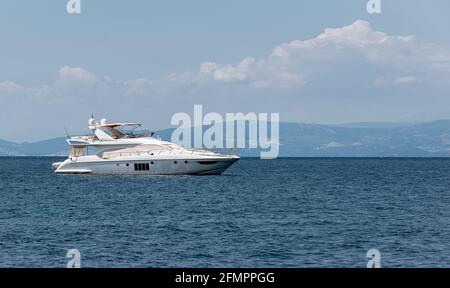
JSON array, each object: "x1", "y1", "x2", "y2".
[{"x1": 1, "y1": 157, "x2": 450, "y2": 267}]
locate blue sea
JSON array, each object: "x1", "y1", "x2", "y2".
[{"x1": 1, "y1": 157, "x2": 450, "y2": 268}]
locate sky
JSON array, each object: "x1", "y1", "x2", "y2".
[{"x1": 1, "y1": 0, "x2": 450, "y2": 141}]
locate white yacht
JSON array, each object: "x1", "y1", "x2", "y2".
[{"x1": 52, "y1": 117, "x2": 239, "y2": 175}]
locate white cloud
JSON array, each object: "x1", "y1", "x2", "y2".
[
  {"x1": 394, "y1": 76, "x2": 418, "y2": 84},
  {"x1": 32, "y1": 20, "x2": 442, "y2": 98},
  {"x1": 0, "y1": 67, "x2": 102, "y2": 103},
  {"x1": 123, "y1": 78, "x2": 154, "y2": 95},
  {"x1": 168, "y1": 20, "x2": 449, "y2": 90},
  {"x1": 198, "y1": 57, "x2": 256, "y2": 83},
  {"x1": 270, "y1": 19, "x2": 393, "y2": 59},
  {"x1": 3, "y1": 20, "x2": 450, "y2": 98},
  {"x1": 0, "y1": 81, "x2": 26, "y2": 94},
  {"x1": 58, "y1": 66, "x2": 97, "y2": 83},
  {"x1": 373, "y1": 76, "x2": 388, "y2": 87},
  {"x1": 375, "y1": 75, "x2": 419, "y2": 86}
]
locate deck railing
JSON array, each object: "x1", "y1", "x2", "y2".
[{"x1": 100, "y1": 148, "x2": 239, "y2": 159}]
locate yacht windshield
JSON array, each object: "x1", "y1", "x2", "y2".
[
  {"x1": 114, "y1": 126, "x2": 152, "y2": 138},
  {"x1": 70, "y1": 146, "x2": 86, "y2": 157},
  {"x1": 98, "y1": 125, "x2": 151, "y2": 139}
]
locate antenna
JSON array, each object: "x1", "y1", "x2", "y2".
[{"x1": 64, "y1": 126, "x2": 71, "y2": 139}]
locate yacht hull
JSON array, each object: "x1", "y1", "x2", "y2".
[{"x1": 53, "y1": 157, "x2": 239, "y2": 175}]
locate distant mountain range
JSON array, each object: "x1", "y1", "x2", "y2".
[{"x1": 2, "y1": 120, "x2": 450, "y2": 157}]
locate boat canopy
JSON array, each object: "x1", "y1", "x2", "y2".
[{"x1": 99, "y1": 123, "x2": 142, "y2": 129}]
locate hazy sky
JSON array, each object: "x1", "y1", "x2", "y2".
[{"x1": 2, "y1": 0, "x2": 450, "y2": 141}]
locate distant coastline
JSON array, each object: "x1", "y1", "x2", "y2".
[{"x1": 2, "y1": 120, "x2": 450, "y2": 157}]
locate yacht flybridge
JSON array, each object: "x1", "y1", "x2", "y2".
[{"x1": 52, "y1": 118, "x2": 239, "y2": 175}]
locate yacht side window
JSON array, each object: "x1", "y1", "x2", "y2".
[{"x1": 134, "y1": 163, "x2": 150, "y2": 171}]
